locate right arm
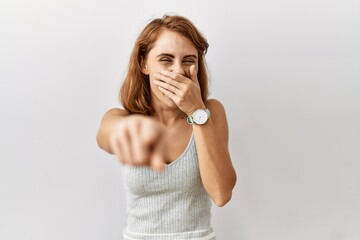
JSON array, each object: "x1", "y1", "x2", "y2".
[{"x1": 96, "y1": 108, "x2": 165, "y2": 171}]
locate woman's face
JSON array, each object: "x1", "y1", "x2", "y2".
[{"x1": 143, "y1": 30, "x2": 198, "y2": 108}]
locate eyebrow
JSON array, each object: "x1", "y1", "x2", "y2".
[{"x1": 156, "y1": 53, "x2": 198, "y2": 59}]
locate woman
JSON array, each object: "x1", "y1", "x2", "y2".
[{"x1": 96, "y1": 14, "x2": 236, "y2": 240}]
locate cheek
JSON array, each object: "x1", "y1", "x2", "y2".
[
  {"x1": 147, "y1": 62, "x2": 166, "y2": 75},
  {"x1": 149, "y1": 79, "x2": 162, "y2": 96}
]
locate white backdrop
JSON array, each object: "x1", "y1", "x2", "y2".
[{"x1": 1, "y1": 0, "x2": 359, "y2": 239}]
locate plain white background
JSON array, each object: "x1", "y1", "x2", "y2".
[{"x1": 1, "y1": 0, "x2": 359, "y2": 239}]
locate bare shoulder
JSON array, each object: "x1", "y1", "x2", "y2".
[
  {"x1": 104, "y1": 107, "x2": 130, "y2": 117},
  {"x1": 204, "y1": 98, "x2": 229, "y2": 144},
  {"x1": 205, "y1": 98, "x2": 227, "y2": 119},
  {"x1": 101, "y1": 107, "x2": 130, "y2": 123},
  {"x1": 204, "y1": 98, "x2": 228, "y2": 126},
  {"x1": 205, "y1": 98, "x2": 225, "y2": 108}
]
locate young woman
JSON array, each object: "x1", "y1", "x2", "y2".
[{"x1": 96, "y1": 14, "x2": 236, "y2": 240}]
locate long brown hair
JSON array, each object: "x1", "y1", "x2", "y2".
[{"x1": 120, "y1": 15, "x2": 209, "y2": 115}]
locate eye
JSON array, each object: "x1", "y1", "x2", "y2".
[
  {"x1": 183, "y1": 59, "x2": 195, "y2": 65},
  {"x1": 159, "y1": 58, "x2": 172, "y2": 63}
]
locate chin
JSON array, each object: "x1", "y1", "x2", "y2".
[
  {"x1": 151, "y1": 88, "x2": 178, "y2": 109},
  {"x1": 162, "y1": 94, "x2": 177, "y2": 108}
]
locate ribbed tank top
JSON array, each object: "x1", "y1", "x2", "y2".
[{"x1": 121, "y1": 132, "x2": 216, "y2": 240}]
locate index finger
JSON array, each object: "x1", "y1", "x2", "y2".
[
  {"x1": 150, "y1": 152, "x2": 165, "y2": 172},
  {"x1": 159, "y1": 70, "x2": 188, "y2": 83}
]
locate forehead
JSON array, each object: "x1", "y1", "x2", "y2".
[{"x1": 150, "y1": 30, "x2": 198, "y2": 56}]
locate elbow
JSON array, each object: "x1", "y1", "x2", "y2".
[
  {"x1": 212, "y1": 176, "x2": 236, "y2": 207},
  {"x1": 213, "y1": 191, "x2": 233, "y2": 207}
]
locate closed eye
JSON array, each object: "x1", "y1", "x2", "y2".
[
  {"x1": 159, "y1": 58, "x2": 172, "y2": 62},
  {"x1": 183, "y1": 59, "x2": 195, "y2": 65}
]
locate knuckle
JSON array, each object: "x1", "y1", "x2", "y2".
[{"x1": 177, "y1": 97, "x2": 184, "y2": 105}]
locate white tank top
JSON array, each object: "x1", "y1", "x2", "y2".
[{"x1": 121, "y1": 132, "x2": 216, "y2": 240}]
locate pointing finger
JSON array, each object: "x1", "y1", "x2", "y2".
[{"x1": 150, "y1": 151, "x2": 165, "y2": 172}]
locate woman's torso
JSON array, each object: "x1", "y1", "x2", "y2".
[{"x1": 121, "y1": 124, "x2": 215, "y2": 239}]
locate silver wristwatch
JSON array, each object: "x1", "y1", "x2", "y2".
[{"x1": 187, "y1": 109, "x2": 211, "y2": 125}]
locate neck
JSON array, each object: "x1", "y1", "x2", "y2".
[{"x1": 151, "y1": 99, "x2": 186, "y2": 126}]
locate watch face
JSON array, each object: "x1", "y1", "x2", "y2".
[{"x1": 193, "y1": 109, "x2": 208, "y2": 125}]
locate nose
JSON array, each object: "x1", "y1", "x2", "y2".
[{"x1": 170, "y1": 61, "x2": 185, "y2": 76}]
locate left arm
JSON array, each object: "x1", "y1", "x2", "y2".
[
  {"x1": 154, "y1": 66, "x2": 237, "y2": 206},
  {"x1": 192, "y1": 99, "x2": 237, "y2": 207}
]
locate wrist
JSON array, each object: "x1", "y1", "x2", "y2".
[{"x1": 186, "y1": 104, "x2": 207, "y2": 116}]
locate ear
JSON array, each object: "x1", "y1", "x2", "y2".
[{"x1": 141, "y1": 58, "x2": 150, "y2": 75}]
